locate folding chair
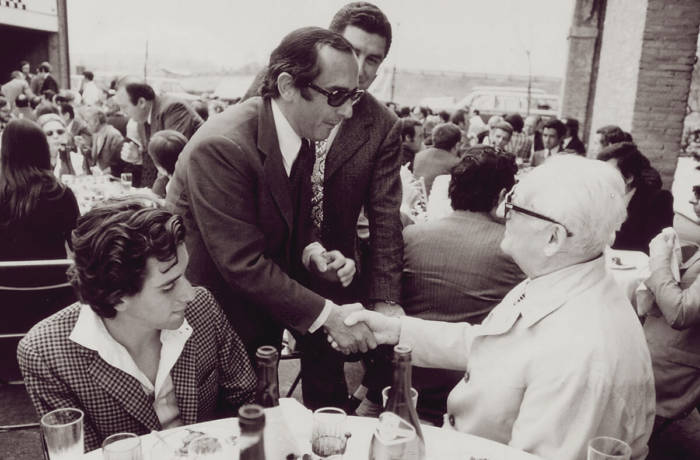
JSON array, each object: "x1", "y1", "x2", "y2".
[
  {"x1": 0, "y1": 259, "x2": 76, "y2": 384},
  {"x1": 280, "y1": 330, "x2": 302, "y2": 398}
]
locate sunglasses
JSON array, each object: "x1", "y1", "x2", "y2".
[
  {"x1": 504, "y1": 191, "x2": 574, "y2": 237},
  {"x1": 307, "y1": 83, "x2": 364, "y2": 107},
  {"x1": 44, "y1": 129, "x2": 66, "y2": 136}
]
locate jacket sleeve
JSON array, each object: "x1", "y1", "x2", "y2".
[
  {"x1": 162, "y1": 102, "x2": 203, "y2": 140},
  {"x1": 366, "y1": 118, "x2": 404, "y2": 302},
  {"x1": 186, "y1": 135, "x2": 326, "y2": 332},
  {"x1": 17, "y1": 339, "x2": 101, "y2": 452},
  {"x1": 646, "y1": 258, "x2": 700, "y2": 329}
]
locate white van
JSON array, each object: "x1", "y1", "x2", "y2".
[{"x1": 456, "y1": 86, "x2": 558, "y2": 120}]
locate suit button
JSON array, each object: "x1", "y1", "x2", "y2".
[{"x1": 449, "y1": 414, "x2": 456, "y2": 426}]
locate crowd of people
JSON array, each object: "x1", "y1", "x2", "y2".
[{"x1": 1, "y1": 2, "x2": 699, "y2": 459}]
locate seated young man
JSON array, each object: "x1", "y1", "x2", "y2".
[{"x1": 18, "y1": 198, "x2": 256, "y2": 452}]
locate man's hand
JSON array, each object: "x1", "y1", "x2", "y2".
[
  {"x1": 309, "y1": 250, "x2": 356, "y2": 287},
  {"x1": 323, "y1": 303, "x2": 377, "y2": 355},
  {"x1": 372, "y1": 301, "x2": 406, "y2": 318},
  {"x1": 328, "y1": 309, "x2": 402, "y2": 350}
]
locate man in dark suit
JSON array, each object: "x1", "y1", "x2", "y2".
[
  {"x1": 115, "y1": 79, "x2": 203, "y2": 187},
  {"x1": 83, "y1": 106, "x2": 124, "y2": 175},
  {"x1": 403, "y1": 147, "x2": 525, "y2": 424},
  {"x1": 169, "y1": 27, "x2": 376, "y2": 366},
  {"x1": 561, "y1": 117, "x2": 586, "y2": 155},
  {"x1": 18, "y1": 200, "x2": 256, "y2": 452},
  {"x1": 293, "y1": 2, "x2": 405, "y2": 410}
]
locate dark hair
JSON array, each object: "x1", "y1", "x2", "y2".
[
  {"x1": 42, "y1": 89, "x2": 56, "y2": 101},
  {"x1": 563, "y1": 117, "x2": 579, "y2": 137},
  {"x1": 438, "y1": 110, "x2": 450, "y2": 123},
  {"x1": 0, "y1": 119, "x2": 65, "y2": 229},
  {"x1": 124, "y1": 82, "x2": 156, "y2": 104},
  {"x1": 504, "y1": 113, "x2": 524, "y2": 133},
  {"x1": 59, "y1": 103, "x2": 74, "y2": 119},
  {"x1": 693, "y1": 185, "x2": 700, "y2": 200},
  {"x1": 15, "y1": 94, "x2": 29, "y2": 108},
  {"x1": 400, "y1": 117, "x2": 420, "y2": 141},
  {"x1": 413, "y1": 106, "x2": 429, "y2": 118},
  {"x1": 83, "y1": 70, "x2": 94, "y2": 81},
  {"x1": 35, "y1": 101, "x2": 59, "y2": 117},
  {"x1": 432, "y1": 123, "x2": 462, "y2": 150},
  {"x1": 39, "y1": 62, "x2": 51, "y2": 73},
  {"x1": 450, "y1": 109, "x2": 468, "y2": 126},
  {"x1": 398, "y1": 106, "x2": 411, "y2": 118},
  {"x1": 260, "y1": 27, "x2": 354, "y2": 99},
  {"x1": 68, "y1": 198, "x2": 186, "y2": 318},
  {"x1": 148, "y1": 130, "x2": 187, "y2": 175},
  {"x1": 596, "y1": 125, "x2": 626, "y2": 147},
  {"x1": 30, "y1": 96, "x2": 42, "y2": 109},
  {"x1": 596, "y1": 142, "x2": 652, "y2": 189},
  {"x1": 542, "y1": 118, "x2": 566, "y2": 139},
  {"x1": 449, "y1": 145, "x2": 517, "y2": 212},
  {"x1": 329, "y1": 1, "x2": 392, "y2": 56}
]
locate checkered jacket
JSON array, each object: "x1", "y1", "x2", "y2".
[{"x1": 17, "y1": 287, "x2": 256, "y2": 452}]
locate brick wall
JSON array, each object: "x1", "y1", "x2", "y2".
[
  {"x1": 588, "y1": 0, "x2": 648, "y2": 142},
  {"x1": 631, "y1": 0, "x2": 700, "y2": 185}
]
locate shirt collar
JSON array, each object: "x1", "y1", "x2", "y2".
[
  {"x1": 517, "y1": 255, "x2": 607, "y2": 328},
  {"x1": 147, "y1": 102, "x2": 153, "y2": 126},
  {"x1": 69, "y1": 303, "x2": 193, "y2": 392},
  {"x1": 271, "y1": 98, "x2": 302, "y2": 175}
]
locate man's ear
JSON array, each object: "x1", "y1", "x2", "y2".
[
  {"x1": 543, "y1": 225, "x2": 566, "y2": 257},
  {"x1": 136, "y1": 97, "x2": 149, "y2": 110},
  {"x1": 277, "y1": 72, "x2": 297, "y2": 102}
]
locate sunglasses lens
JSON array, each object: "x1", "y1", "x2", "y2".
[{"x1": 327, "y1": 92, "x2": 348, "y2": 107}]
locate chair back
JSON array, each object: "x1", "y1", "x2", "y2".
[{"x1": 0, "y1": 259, "x2": 76, "y2": 382}]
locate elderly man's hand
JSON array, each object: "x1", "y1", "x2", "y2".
[
  {"x1": 649, "y1": 228, "x2": 676, "y2": 269},
  {"x1": 327, "y1": 309, "x2": 402, "y2": 351},
  {"x1": 323, "y1": 303, "x2": 377, "y2": 355}
]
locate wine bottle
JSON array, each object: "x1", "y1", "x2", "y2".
[
  {"x1": 255, "y1": 345, "x2": 280, "y2": 408},
  {"x1": 371, "y1": 344, "x2": 426, "y2": 460},
  {"x1": 239, "y1": 404, "x2": 266, "y2": 460}
]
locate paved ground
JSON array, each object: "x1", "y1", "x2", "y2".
[{"x1": 1, "y1": 360, "x2": 698, "y2": 459}]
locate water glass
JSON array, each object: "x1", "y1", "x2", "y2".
[
  {"x1": 120, "y1": 172, "x2": 134, "y2": 189},
  {"x1": 311, "y1": 407, "x2": 350, "y2": 458},
  {"x1": 102, "y1": 433, "x2": 142, "y2": 460},
  {"x1": 40, "y1": 408, "x2": 84, "y2": 460},
  {"x1": 381, "y1": 386, "x2": 419, "y2": 409},
  {"x1": 587, "y1": 436, "x2": 631, "y2": 460}
]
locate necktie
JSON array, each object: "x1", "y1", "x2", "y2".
[
  {"x1": 310, "y1": 140, "x2": 328, "y2": 231},
  {"x1": 143, "y1": 122, "x2": 151, "y2": 143}
]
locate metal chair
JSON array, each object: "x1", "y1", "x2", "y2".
[
  {"x1": 280, "y1": 330, "x2": 302, "y2": 398},
  {"x1": 0, "y1": 259, "x2": 75, "y2": 384}
]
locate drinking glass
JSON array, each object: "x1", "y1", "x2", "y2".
[
  {"x1": 102, "y1": 433, "x2": 142, "y2": 460},
  {"x1": 311, "y1": 407, "x2": 350, "y2": 458},
  {"x1": 587, "y1": 436, "x2": 632, "y2": 460},
  {"x1": 40, "y1": 408, "x2": 84, "y2": 460},
  {"x1": 120, "y1": 172, "x2": 133, "y2": 189},
  {"x1": 381, "y1": 386, "x2": 419, "y2": 409}
]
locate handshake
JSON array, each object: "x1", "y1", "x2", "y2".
[{"x1": 322, "y1": 301, "x2": 404, "y2": 355}]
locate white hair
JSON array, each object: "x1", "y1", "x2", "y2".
[{"x1": 517, "y1": 155, "x2": 627, "y2": 257}]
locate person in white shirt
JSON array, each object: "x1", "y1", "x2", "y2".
[
  {"x1": 336, "y1": 155, "x2": 656, "y2": 460},
  {"x1": 80, "y1": 70, "x2": 102, "y2": 106},
  {"x1": 18, "y1": 198, "x2": 256, "y2": 452}
]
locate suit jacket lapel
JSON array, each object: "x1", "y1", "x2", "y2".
[
  {"x1": 92, "y1": 129, "x2": 106, "y2": 161},
  {"x1": 324, "y1": 99, "x2": 371, "y2": 181},
  {"x1": 170, "y1": 337, "x2": 198, "y2": 426},
  {"x1": 87, "y1": 354, "x2": 161, "y2": 431},
  {"x1": 257, "y1": 98, "x2": 293, "y2": 232}
]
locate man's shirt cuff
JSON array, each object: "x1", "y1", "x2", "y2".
[
  {"x1": 302, "y1": 242, "x2": 326, "y2": 270},
  {"x1": 308, "y1": 300, "x2": 334, "y2": 333}
]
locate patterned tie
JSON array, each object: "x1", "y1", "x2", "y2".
[{"x1": 310, "y1": 140, "x2": 328, "y2": 231}]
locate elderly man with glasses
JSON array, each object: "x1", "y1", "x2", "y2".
[
  {"x1": 169, "y1": 27, "x2": 376, "y2": 362},
  {"x1": 337, "y1": 155, "x2": 656, "y2": 460}
]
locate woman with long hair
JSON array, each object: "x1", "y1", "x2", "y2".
[{"x1": 0, "y1": 119, "x2": 79, "y2": 263}]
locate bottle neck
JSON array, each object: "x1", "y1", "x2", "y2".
[{"x1": 391, "y1": 356, "x2": 412, "y2": 397}]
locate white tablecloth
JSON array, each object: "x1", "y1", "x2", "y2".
[
  {"x1": 606, "y1": 249, "x2": 650, "y2": 313},
  {"x1": 82, "y1": 398, "x2": 540, "y2": 459}
]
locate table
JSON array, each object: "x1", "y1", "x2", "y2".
[
  {"x1": 62, "y1": 175, "x2": 158, "y2": 214},
  {"x1": 82, "y1": 398, "x2": 541, "y2": 459},
  {"x1": 606, "y1": 249, "x2": 650, "y2": 312}
]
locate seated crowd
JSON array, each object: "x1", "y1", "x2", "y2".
[{"x1": 1, "y1": 2, "x2": 698, "y2": 459}]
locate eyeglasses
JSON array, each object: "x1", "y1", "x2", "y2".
[
  {"x1": 504, "y1": 191, "x2": 574, "y2": 237},
  {"x1": 307, "y1": 83, "x2": 364, "y2": 107},
  {"x1": 43, "y1": 129, "x2": 66, "y2": 136}
]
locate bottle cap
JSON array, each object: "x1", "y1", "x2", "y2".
[{"x1": 239, "y1": 404, "x2": 266, "y2": 431}]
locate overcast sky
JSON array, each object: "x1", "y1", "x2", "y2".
[{"x1": 67, "y1": 0, "x2": 574, "y2": 77}]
